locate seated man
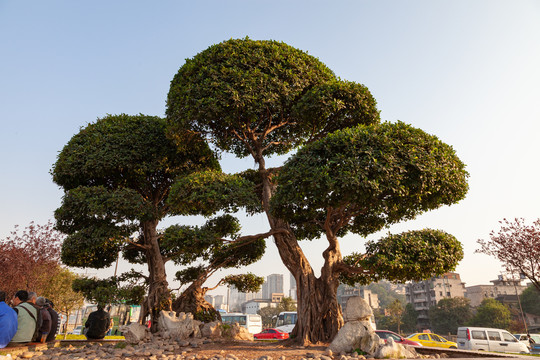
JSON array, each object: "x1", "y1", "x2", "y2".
[
  {"x1": 36, "y1": 297, "x2": 52, "y2": 343},
  {"x1": 44, "y1": 299, "x2": 60, "y2": 343},
  {"x1": 9, "y1": 290, "x2": 38, "y2": 345},
  {"x1": 84, "y1": 305, "x2": 111, "y2": 340},
  {"x1": 0, "y1": 291, "x2": 18, "y2": 348}
]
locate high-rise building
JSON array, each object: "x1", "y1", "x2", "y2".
[
  {"x1": 405, "y1": 272, "x2": 466, "y2": 329},
  {"x1": 229, "y1": 285, "x2": 263, "y2": 311},
  {"x1": 262, "y1": 274, "x2": 284, "y2": 299},
  {"x1": 289, "y1": 273, "x2": 297, "y2": 300},
  {"x1": 214, "y1": 295, "x2": 225, "y2": 309}
]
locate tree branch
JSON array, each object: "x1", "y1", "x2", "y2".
[{"x1": 334, "y1": 260, "x2": 374, "y2": 276}]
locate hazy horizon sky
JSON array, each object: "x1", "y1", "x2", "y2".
[{"x1": 1, "y1": 1, "x2": 539, "y2": 297}]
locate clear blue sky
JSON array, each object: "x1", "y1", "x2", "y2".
[{"x1": 1, "y1": 1, "x2": 539, "y2": 295}]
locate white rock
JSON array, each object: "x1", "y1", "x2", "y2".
[
  {"x1": 328, "y1": 297, "x2": 380, "y2": 356},
  {"x1": 201, "y1": 321, "x2": 222, "y2": 338},
  {"x1": 221, "y1": 322, "x2": 253, "y2": 341},
  {"x1": 119, "y1": 322, "x2": 152, "y2": 344},
  {"x1": 158, "y1": 311, "x2": 200, "y2": 340},
  {"x1": 374, "y1": 337, "x2": 418, "y2": 359},
  {"x1": 343, "y1": 296, "x2": 374, "y2": 324}
]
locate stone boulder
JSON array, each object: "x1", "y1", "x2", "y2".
[
  {"x1": 158, "y1": 311, "x2": 202, "y2": 339},
  {"x1": 119, "y1": 322, "x2": 152, "y2": 344},
  {"x1": 221, "y1": 322, "x2": 253, "y2": 341},
  {"x1": 201, "y1": 321, "x2": 222, "y2": 338},
  {"x1": 328, "y1": 296, "x2": 380, "y2": 355},
  {"x1": 374, "y1": 337, "x2": 418, "y2": 359},
  {"x1": 327, "y1": 320, "x2": 380, "y2": 355},
  {"x1": 343, "y1": 296, "x2": 374, "y2": 323}
]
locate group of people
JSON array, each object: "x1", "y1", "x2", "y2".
[{"x1": 0, "y1": 290, "x2": 60, "y2": 348}]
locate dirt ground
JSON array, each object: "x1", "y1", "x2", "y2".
[{"x1": 188, "y1": 340, "x2": 329, "y2": 360}]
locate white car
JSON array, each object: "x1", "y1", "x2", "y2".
[{"x1": 457, "y1": 327, "x2": 529, "y2": 354}]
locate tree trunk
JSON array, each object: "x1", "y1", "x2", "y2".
[
  {"x1": 272, "y1": 229, "x2": 344, "y2": 344},
  {"x1": 172, "y1": 282, "x2": 221, "y2": 322},
  {"x1": 142, "y1": 220, "x2": 171, "y2": 333},
  {"x1": 256, "y1": 158, "x2": 344, "y2": 344}
]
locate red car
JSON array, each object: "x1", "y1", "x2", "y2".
[
  {"x1": 254, "y1": 328, "x2": 290, "y2": 340},
  {"x1": 375, "y1": 330, "x2": 422, "y2": 346}
]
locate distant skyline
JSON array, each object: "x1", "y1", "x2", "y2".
[{"x1": 1, "y1": 1, "x2": 539, "y2": 296}]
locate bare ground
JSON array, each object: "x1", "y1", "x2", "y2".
[{"x1": 188, "y1": 340, "x2": 329, "y2": 360}]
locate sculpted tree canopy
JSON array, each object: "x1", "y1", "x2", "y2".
[
  {"x1": 72, "y1": 275, "x2": 146, "y2": 308},
  {"x1": 166, "y1": 38, "x2": 468, "y2": 344},
  {"x1": 51, "y1": 114, "x2": 220, "y2": 330},
  {"x1": 477, "y1": 218, "x2": 540, "y2": 292},
  {"x1": 167, "y1": 38, "x2": 379, "y2": 160},
  {"x1": 0, "y1": 221, "x2": 63, "y2": 298},
  {"x1": 163, "y1": 215, "x2": 267, "y2": 321}
]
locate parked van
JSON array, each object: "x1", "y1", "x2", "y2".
[{"x1": 457, "y1": 327, "x2": 529, "y2": 354}]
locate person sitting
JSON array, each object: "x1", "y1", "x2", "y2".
[
  {"x1": 8, "y1": 290, "x2": 38, "y2": 345},
  {"x1": 84, "y1": 305, "x2": 111, "y2": 340},
  {"x1": 36, "y1": 297, "x2": 51, "y2": 343},
  {"x1": 0, "y1": 291, "x2": 18, "y2": 348},
  {"x1": 44, "y1": 299, "x2": 59, "y2": 342},
  {"x1": 27, "y1": 292, "x2": 37, "y2": 305}
]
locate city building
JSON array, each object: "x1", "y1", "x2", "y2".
[
  {"x1": 242, "y1": 293, "x2": 288, "y2": 314},
  {"x1": 337, "y1": 284, "x2": 380, "y2": 310},
  {"x1": 465, "y1": 276, "x2": 527, "y2": 307},
  {"x1": 405, "y1": 272, "x2": 466, "y2": 329},
  {"x1": 290, "y1": 273, "x2": 297, "y2": 300},
  {"x1": 262, "y1": 274, "x2": 284, "y2": 299},
  {"x1": 229, "y1": 286, "x2": 261, "y2": 312}
]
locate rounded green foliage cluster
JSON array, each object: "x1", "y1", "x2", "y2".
[
  {"x1": 61, "y1": 226, "x2": 124, "y2": 268},
  {"x1": 167, "y1": 38, "x2": 341, "y2": 157},
  {"x1": 341, "y1": 229, "x2": 464, "y2": 285},
  {"x1": 292, "y1": 80, "x2": 380, "y2": 140},
  {"x1": 168, "y1": 170, "x2": 261, "y2": 216},
  {"x1": 53, "y1": 114, "x2": 217, "y2": 192},
  {"x1": 73, "y1": 276, "x2": 146, "y2": 306},
  {"x1": 222, "y1": 273, "x2": 265, "y2": 293},
  {"x1": 271, "y1": 121, "x2": 469, "y2": 240},
  {"x1": 52, "y1": 114, "x2": 219, "y2": 269}
]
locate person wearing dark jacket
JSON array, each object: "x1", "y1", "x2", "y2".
[
  {"x1": 84, "y1": 306, "x2": 110, "y2": 340},
  {"x1": 44, "y1": 299, "x2": 59, "y2": 342},
  {"x1": 35, "y1": 297, "x2": 51, "y2": 342}
]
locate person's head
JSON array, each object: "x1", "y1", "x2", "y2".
[
  {"x1": 0, "y1": 291, "x2": 6, "y2": 302},
  {"x1": 13, "y1": 290, "x2": 29, "y2": 306},
  {"x1": 36, "y1": 296, "x2": 47, "y2": 307},
  {"x1": 45, "y1": 299, "x2": 54, "y2": 308},
  {"x1": 27, "y1": 291, "x2": 37, "y2": 304}
]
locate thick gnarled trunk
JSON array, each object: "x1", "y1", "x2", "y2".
[
  {"x1": 257, "y1": 157, "x2": 344, "y2": 344},
  {"x1": 142, "y1": 220, "x2": 171, "y2": 332},
  {"x1": 272, "y1": 230, "x2": 344, "y2": 344},
  {"x1": 172, "y1": 282, "x2": 221, "y2": 322},
  {"x1": 293, "y1": 274, "x2": 343, "y2": 344}
]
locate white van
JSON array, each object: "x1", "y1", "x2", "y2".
[{"x1": 457, "y1": 327, "x2": 529, "y2": 354}]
